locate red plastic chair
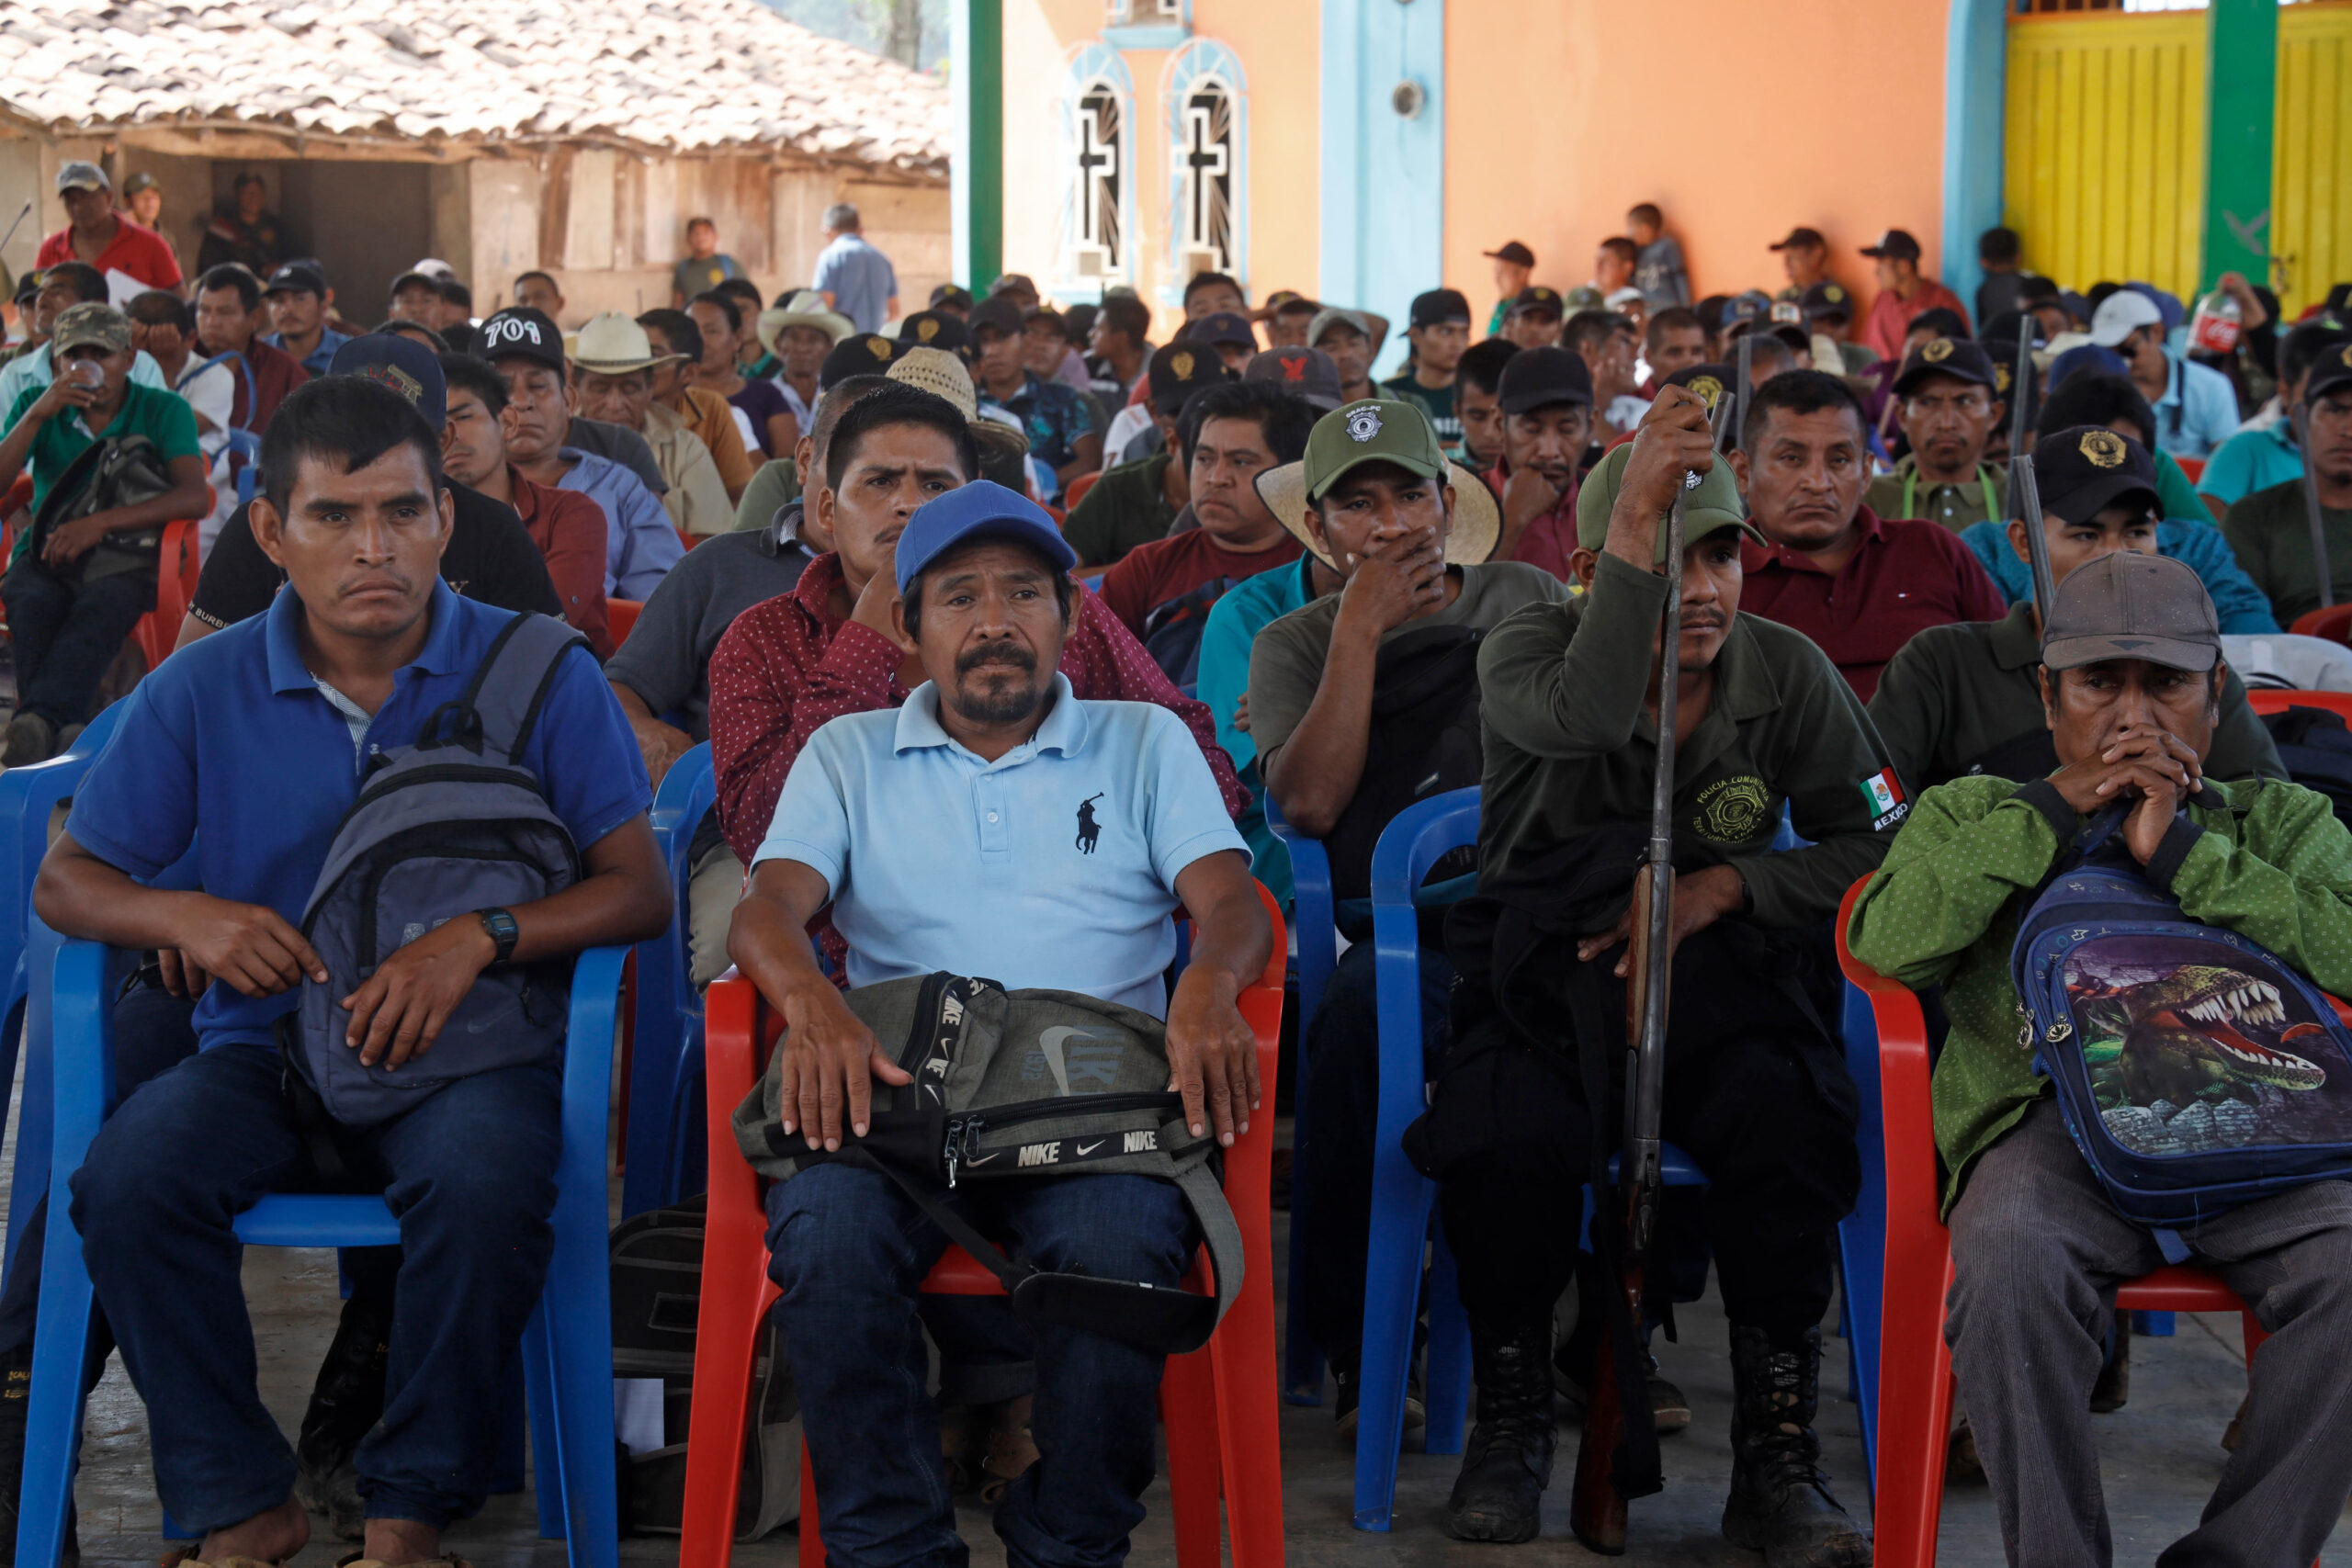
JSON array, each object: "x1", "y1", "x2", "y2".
[
  {"x1": 678, "y1": 527, "x2": 702, "y2": 553},
  {"x1": 2248, "y1": 688, "x2": 2352, "y2": 721},
  {"x1": 129, "y1": 519, "x2": 198, "y2": 673},
  {"x1": 605, "y1": 598, "x2": 643, "y2": 649},
  {"x1": 2175, "y1": 457, "x2": 2206, "y2": 485},
  {"x1": 1834, "y1": 876, "x2": 2293, "y2": 1567},
  {"x1": 2287, "y1": 604, "x2": 2352, "y2": 645},
  {"x1": 1063, "y1": 470, "x2": 1102, "y2": 512},
  {"x1": 682, "y1": 886, "x2": 1289, "y2": 1568}
]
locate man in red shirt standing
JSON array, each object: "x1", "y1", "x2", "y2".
[
  {"x1": 1733, "y1": 370, "x2": 2005, "y2": 701},
  {"x1": 1097, "y1": 381, "x2": 1312, "y2": 649},
  {"x1": 194, "y1": 264, "x2": 307, "y2": 434},
  {"x1": 1858, "y1": 229, "x2": 1970, "y2": 366},
  {"x1": 34, "y1": 163, "x2": 184, "y2": 296},
  {"x1": 707, "y1": 380, "x2": 1243, "y2": 884}
]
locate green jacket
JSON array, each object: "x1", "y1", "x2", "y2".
[
  {"x1": 1063, "y1": 451, "x2": 1178, "y2": 568},
  {"x1": 1868, "y1": 602, "x2": 2282, "y2": 792},
  {"x1": 1846, "y1": 773, "x2": 2352, "y2": 1212},
  {"x1": 1477, "y1": 551, "x2": 1903, "y2": 928}
]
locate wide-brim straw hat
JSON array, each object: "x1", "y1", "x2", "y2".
[
  {"x1": 571, "y1": 310, "x2": 684, "y2": 376},
  {"x1": 888, "y1": 347, "x2": 1031, "y2": 459},
  {"x1": 1253, "y1": 460, "x2": 1500, "y2": 569},
  {"x1": 760, "y1": 290, "x2": 855, "y2": 355}
]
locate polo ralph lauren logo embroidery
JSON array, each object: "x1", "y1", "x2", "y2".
[{"x1": 1076, "y1": 793, "x2": 1104, "y2": 854}]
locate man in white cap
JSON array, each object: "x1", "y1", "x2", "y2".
[
  {"x1": 2093, "y1": 286, "x2": 2239, "y2": 460},
  {"x1": 33, "y1": 162, "x2": 183, "y2": 297},
  {"x1": 755, "y1": 290, "x2": 854, "y2": 453},
  {"x1": 571, "y1": 311, "x2": 732, "y2": 537}
]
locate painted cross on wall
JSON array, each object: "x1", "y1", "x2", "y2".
[
  {"x1": 1179, "y1": 83, "x2": 1234, "y2": 275},
  {"x1": 1075, "y1": 85, "x2": 1125, "y2": 274}
]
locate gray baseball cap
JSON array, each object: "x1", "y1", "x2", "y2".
[
  {"x1": 2041, "y1": 552, "x2": 2220, "y2": 674},
  {"x1": 1306, "y1": 306, "x2": 1372, "y2": 346},
  {"x1": 55, "y1": 161, "x2": 107, "y2": 195}
]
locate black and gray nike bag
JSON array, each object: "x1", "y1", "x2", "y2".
[
  {"x1": 731, "y1": 973, "x2": 1244, "y2": 1355},
  {"x1": 291, "y1": 613, "x2": 588, "y2": 1126}
]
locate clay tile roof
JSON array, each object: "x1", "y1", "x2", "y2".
[{"x1": 0, "y1": 0, "x2": 949, "y2": 173}]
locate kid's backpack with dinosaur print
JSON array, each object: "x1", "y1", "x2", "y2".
[{"x1": 2012, "y1": 806, "x2": 2352, "y2": 1225}]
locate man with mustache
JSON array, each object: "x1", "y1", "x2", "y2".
[
  {"x1": 1423, "y1": 390, "x2": 1899, "y2": 1554},
  {"x1": 726, "y1": 479, "x2": 1266, "y2": 1568},
  {"x1": 1862, "y1": 337, "x2": 2009, "y2": 533},
  {"x1": 707, "y1": 381, "x2": 1245, "y2": 921},
  {"x1": 1849, "y1": 554, "x2": 2352, "y2": 1568},
  {"x1": 28, "y1": 375, "x2": 669, "y2": 1568},
  {"x1": 1733, "y1": 370, "x2": 2006, "y2": 702}
]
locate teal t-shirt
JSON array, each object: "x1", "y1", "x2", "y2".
[
  {"x1": 8, "y1": 380, "x2": 200, "y2": 516},
  {"x1": 1378, "y1": 371, "x2": 1461, "y2": 453}
]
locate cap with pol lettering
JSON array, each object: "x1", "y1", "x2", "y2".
[{"x1": 2041, "y1": 551, "x2": 2220, "y2": 674}]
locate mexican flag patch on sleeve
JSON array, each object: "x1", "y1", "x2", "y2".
[{"x1": 1860, "y1": 767, "x2": 1908, "y2": 829}]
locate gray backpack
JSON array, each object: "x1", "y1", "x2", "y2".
[
  {"x1": 290, "y1": 613, "x2": 587, "y2": 1127},
  {"x1": 731, "y1": 973, "x2": 1246, "y2": 1354}
]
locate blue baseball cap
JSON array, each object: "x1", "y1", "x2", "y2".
[
  {"x1": 330, "y1": 333, "x2": 447, "y2": 432},
  {"x1": 2048, "y1": 342, "x2": 2132, "y2": 392},
  {"x1": 893, "y1": 480, "x2": 1078, "y2": 593}
]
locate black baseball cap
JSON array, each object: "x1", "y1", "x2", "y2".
[
  {"x1": 1893, "y1": 336, "x2": 1999, "y2": 398},
  {"x1": 1860, "y1": 229, "x2": 1925, "y2": 262},
  {"x1": 2304, "y1": 336, "x2": 2352, "y2": 403},
  {"x1": 2033, "y1": 426, "x2": 2161, "y2": 527},
  {"x1": 1663, "y1": 362, "x2": 1736, "y2": 418},
  {"x1": 928, "y1": 282, "x2": 975, "y2": 310},
  {"x1": 389, "y1": 269, "x2": 444, "y2": 299},
  {"x1": 2041, "y1": 551, "x2": 2218, "y2": 675},
  {"x1": 1495, "y1": 346, "x2": 1593, "y2": 416},
  {"x1": 1185, "y1": 310, "x2": 1259, "y2": 351},
  {"x1": 1147, "y1": 342, "x2": 1233, "y2": 415},
  {"x1": 821, "y1": 332, "x2": 905, "y2": 389},
  {"x1": 1770, "y1": 226, "x2": 1827, "y2": 252},
  {"x1": 1799, "y1": 281, "x2": 1856, "y2": 321},
  {"x1": 1244, "y1": 346, "x2": 1343, "y2": 412},
  {"x1": 476, "y1": 307, "x2": 565, "y2": 375},
  {"x1": 897, "y1": 310, "x2": 974, "y2": 359},
  {"x1": 1980, "y1": 339, "x2": 2039, "y2": 426},
  {"x1": 966, "y1": 296, "x2": 1026, "y2": 341},
  {"x1": 1482, "y1": 241, "x2": 1535, "y2": 268},
  {"x1": 265, "y1": 262, "x2": 326, "y2": 298},
  {"x1": 1409, "y1": 288, "x2": 1473, "y2": 331},
  {"x1": 330, "y1": 333, "x2": 447, "y2": 431},
  {"x1": 1508, "y1": 286, "x2": 1566, "y2": 320}
]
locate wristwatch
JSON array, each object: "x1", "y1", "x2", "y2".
[{"x1": 477, "y1": 907, "x2": 520, "y2": 967}]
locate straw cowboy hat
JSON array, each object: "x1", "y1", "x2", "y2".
[
  {"x1": 570, "y1": 311, "x2": 684, "y2": 376},
  {"x1": 759, "y1": 289, "x2": 855, "y2": 356}
]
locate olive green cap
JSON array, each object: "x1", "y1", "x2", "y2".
[
  {"x1": 51, "y1": 301, "x2": 131, "y2": 357},
  {"x1": 1574, "y1": 439, "x2": 1763, "y2": 561},
  {"x1": 1302, "y1": 399, "x2": 1448, "y2": 502}
]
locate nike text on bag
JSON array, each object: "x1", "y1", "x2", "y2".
[
  {"x1": 731, "y1": 973, "x2": 1245, "y2": 1355},
  {"x1": 292, "y1": 614, "x2": 587, "y2": 1125},
  {"x1": 2012, "y1": 803, "x2": 2352, "y2": 1225}
]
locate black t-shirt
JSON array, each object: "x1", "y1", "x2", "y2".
[{"x1": 188, "y1": 479, "x2": 563, "y2": 631}]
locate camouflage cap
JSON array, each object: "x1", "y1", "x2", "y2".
[{"x1": 51, "y1": 301, "x2": 131, "y2": 357}]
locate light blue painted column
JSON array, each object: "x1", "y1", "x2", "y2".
[
  {"x1": 1941, "y1": 0, "x2": 2008, "y2": 320},
  {"x1": 1319, "y1": 0, "x2": 1443, "y2": 376}
]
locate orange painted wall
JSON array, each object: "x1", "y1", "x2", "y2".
[
  {"x1": 1443, "y1": 0, "x2": 1952, "y2": 328},
  {"x1": 1000, "y1": 0, "x2": 1318, "y2": 342}
]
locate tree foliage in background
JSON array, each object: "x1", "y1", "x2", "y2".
[{"x1": 758, "y1": 0, "x2": 944, "y2": 70}]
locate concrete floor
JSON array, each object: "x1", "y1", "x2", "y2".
[{"x1": 16, "y1": 1122, "x2": 2347, "y2": 1568}]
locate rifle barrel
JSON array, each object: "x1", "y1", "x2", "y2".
[
  {"x1": 2018, "y1": 453, "x2": 2057, "y2": 627},
  {"x1": 2006, "y1": 333, "x2": 2035, "y2": 520},
  {"x1": 2301, "y1": 408, "x2": 2335, "y2": 611},
  {"x1": 1734, "y1": 332, "x2": 1754, "y2": 454}
]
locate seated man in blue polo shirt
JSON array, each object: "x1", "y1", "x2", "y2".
[
  {"x1": 727, "y1": 480, "x2": 1271, "y2": 1568},
  {"x1": 29, "y1": 376, "x2": 670, "y2": 1568}
]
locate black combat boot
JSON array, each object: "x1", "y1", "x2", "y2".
[
  {"x1": 293, "y1": 1292, "x2": 394, "y2": 1541},
  {"x1": 1442, "y1": 1324, "x2": 1555, "y2": 1544},
  {"x1": 1721, "y1": 1326, "x2": 1870, "y2": 1568}
]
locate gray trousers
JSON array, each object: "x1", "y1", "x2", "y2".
[
  {"x1": 686, "y1": 841, "x2": 745, "y2": 988},
  {"x1": 1947, "y1": 1099, "x2": 2352, "y2": 1568}
]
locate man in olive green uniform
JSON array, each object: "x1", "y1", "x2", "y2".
[
  {"x1": 1871, "y1": 427, "x2": 2281, "y2": 791},
  {"x1": 1061, "y1": 344, "x2": 1227, "y2": 566},
  {"x1": 1861, "y1": 336, "x2": 2007, "y2": 533},
  {"x1": 2220, "y1": 342, "x2": 2352, "y2": 626},
  {"x1": 1848, "y1": 552, "x2": 2352, "y2": 1568},
  {"x1": 1417, "y1": 389, "x2": 1888, "y2": 1561}
]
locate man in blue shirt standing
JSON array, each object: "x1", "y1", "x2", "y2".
[
  {"x1": 811, "y1": 202, "x2": 900, "y2": 335},
  {"x1": 29, "y1": 377, "x2": 670, "y2": 1568},
  {"x1": 727, "y1": 480, "x2": 1268, "y2": 1568}
]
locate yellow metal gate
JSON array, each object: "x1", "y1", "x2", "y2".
[{"x1": 2275, "y1": 1, "x2": 2352, "y2": 314}]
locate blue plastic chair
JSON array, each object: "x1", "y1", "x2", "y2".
[
  {"x1": 1351, "y1": 788, "x2": 1713, "y2": 1531},
  {"x1": 1261, "y1": 793, "x2": 1333, "y2": 1405},
  {"x1": 0, "y1": 704, "x2": 127, "y2": 1282},
  {"x1": 623, "y1": 742, "x2": 717, "y2": 1215},
  {"x1": 1835, "y1": 961, "x2": 1887, "y2": 1492},
  {"x1": 16, "y1": 939, "x2": 629, "y2": 1568}
]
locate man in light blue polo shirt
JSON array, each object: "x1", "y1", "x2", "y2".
[
  {"x1": 2199, "y1": 322, "x2": 2352, "y2": 509},
  {"x1": 727, "y1": 479, "x2": 1269, "y2": 1568},
  {"x1": 810, "y1": 202, "x2": 900, "y2": 334},
  {"x1": 24, "y1": 377, "x2": 670, "y2": 1568},
  {"x1": 2094, "y1": 287, "x2": 2239, "y2": 460}
]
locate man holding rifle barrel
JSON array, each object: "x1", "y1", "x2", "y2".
[{"x1": 1410, "y1": 386, "x2": 1898, "y2": 1560}]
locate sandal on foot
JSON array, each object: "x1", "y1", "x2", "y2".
[{"x1": 975, "y1": 1395, "x2": 1038, "y2": 1506}]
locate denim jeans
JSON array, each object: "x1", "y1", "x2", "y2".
[
  {"x1": 0, "y1": 558, "x2": 154, "y2": 729},
  {"x1": 765, "y1": 1163, "x2": 1198, "y2": 1568},
  {"x1": 67, "y1": 1040, "x2": 560, "y2": 1531},
  {"x1": 1296, "y1": 937, "x2": 1453, "y2": 1363}
]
